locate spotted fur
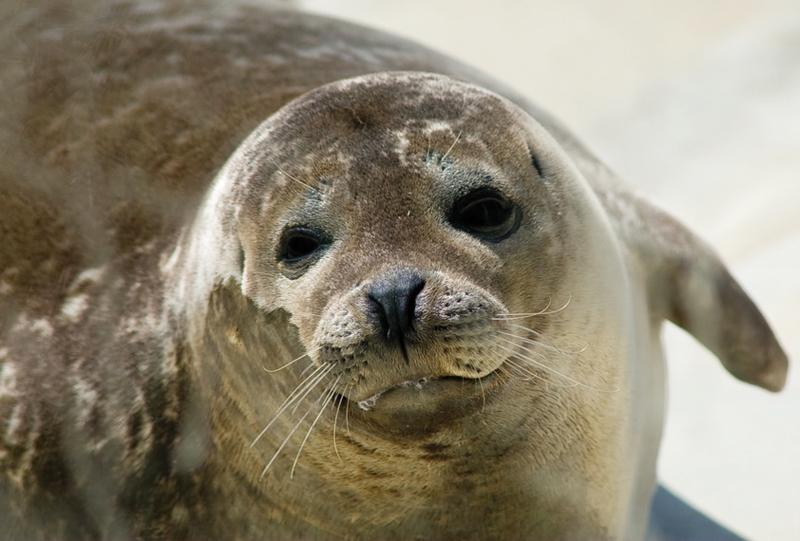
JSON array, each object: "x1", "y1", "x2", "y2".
[{"x1": 0, "y1": 1, "x2": 787, "y2": 540}]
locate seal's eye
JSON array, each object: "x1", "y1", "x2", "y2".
[
  {"x1": 449, "y1": 189, "x2": 520, "y2": 241},
  {"x1": 278, "y1": 227, "x2": 328, "y2": 267}
]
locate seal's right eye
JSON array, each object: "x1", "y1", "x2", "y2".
[
  {"x1": 449, "y1": 188, "x2": 520, "y2": 242},
  {"x1": 278, "y1": 227, "x2": 328, "y2": 267}
]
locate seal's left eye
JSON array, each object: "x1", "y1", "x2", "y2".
[
  {"x1": 279, "y1": 228, "x2": 327, "y2": 265},
  {"x1": 449, "y1": 189, "x2": 520, "y2": 241}
]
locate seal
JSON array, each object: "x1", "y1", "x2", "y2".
[{"x1": 0, "y1": 1, "x2": 788, "y2": 540}]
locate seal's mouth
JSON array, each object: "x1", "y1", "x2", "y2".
[
  {"x1": 332, "y1": 370, "x2": 503, "y2": 436},
  {"x1": 350, "y1": 374, "x2": 494, "y2": 411}
]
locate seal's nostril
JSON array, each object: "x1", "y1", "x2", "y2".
[{"x1": 367, "y1": 270, "x2": 425, "y2": 345}]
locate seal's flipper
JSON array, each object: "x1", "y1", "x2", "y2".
[
  {"x1": 666, "y1": 247, "x2": 788, "y2": 392},
  {"x1": 599, "y1": 182, "x2": 788, "y2": 392}
]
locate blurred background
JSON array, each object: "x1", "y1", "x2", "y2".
[{"x1": 294, "y1": 1, "x2": 800, "y2": 539}]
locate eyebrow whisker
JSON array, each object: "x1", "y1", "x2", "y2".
[{"x1": 440, "y1": 130, "x2": 462, "y2": 163}]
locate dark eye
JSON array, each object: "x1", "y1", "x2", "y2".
[
  {"x1": 278, "y1": 227, "x2": 328, "y2": 265},
  {"x1": 449, "y1": 189, "x2": 520, "y2": 241}
]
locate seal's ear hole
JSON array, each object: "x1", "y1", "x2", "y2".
[
  {"x1": 277, "y1": 227, "x2": 330, "y2": 270},
  {"x1": 449, "y1": 188, "x2": 520, "y2": 242}
]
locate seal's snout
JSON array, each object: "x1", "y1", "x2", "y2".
[{"x1": 366, "y1": 270, "x2": 425, "y2": 352}]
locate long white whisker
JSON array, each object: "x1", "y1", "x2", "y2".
[
  {"x1": 275, "y1": 163, "x2": 315, "y2": 190},
  {"x1": 278, "y1": 364, "x2": 328, "y2": 410},
  {"x1": 440, "y1": 130, "x2": 462, "y2": 162},
  {"x1": 259, "y1": 405, "x2": 315, "y2": 480},
  {"x1": 298, "y1": 360, "x2": 318, "y2": 378},
  {"x1": 498, "y1": 329, "x2": 572, "y2": 356},
  {"x1": 263, "y1": 347, "x2": 320, "y2": 373},
  {"x1": 502, "y1": 324, "x2": 544, "y2": 338},
  {"x1": 498, "y1": 329, "x2": 572, "y2": 357},
  {"x1": 494, "y1": 298, "x2": 552, "y2": 320},
  {"x1": 504, "y1": 358, "x2": 546, "y2": 381},
  {"x1": 250, "y1": 364, "x2": 332, "y2": 448},
  {"x1": 492, "y1": 314, "x2": 544, "y2": 321},
  {"x1": 333, "y1": 385, "x2": 346, "y2": 463},
  {"x1": 500, "y1": 326, "x2": 586, "y2": 356},
  {"x1": 344, "y1": 382, "x2": 352, "y2": 437},
  {"x1": 505, "y1": 359, "x2": 554, "y2": 393},
  {"x1": 493, "y1": 293, "x2": 572, "y2": 319},
  {"x1": 271, "y1": 363, "x2": 328, "y2": 416},
  {"x1": 505, "y1": 357, "x2": 577, "y2": 388},
  {"x1": 495, "y1": 338, "x2": 585, "y2": 387},
  {"x1": 291, "y1": 365, "x2": 334, "y2": 414},
  {"x1": 497, "y1": 343, "x2": 547, "y2": 376},
  {"x1": 477, "y1": 373, "x2": 486, "y2": 414},
  {"x1": 291, "y1": 378, "x2": 340, "y2": 479},
  {"x1": 496, "y1": 338, "x2": 618, "y2": 393},
  {"x1": 498, "y1": 327, "x2": 542, "y2": 340}
]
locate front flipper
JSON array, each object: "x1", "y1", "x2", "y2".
[{"x1": 596, "y1": 176, "x2": 788, "y2": 392}]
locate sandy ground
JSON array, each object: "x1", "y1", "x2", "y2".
[{"x1": 295, "y1": 2, "x2": 800, "y2": 539}]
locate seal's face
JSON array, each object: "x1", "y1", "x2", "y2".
[
  {"x1": 189, "y1": 72, "x2": 631, "y2": 537},
  {"x1": 228, "y1": 73, "x2": 616, "y2": 436}
]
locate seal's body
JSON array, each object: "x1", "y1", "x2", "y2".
[{"x1": 0, "y1": 2, "x2": 787, "y2": 540}]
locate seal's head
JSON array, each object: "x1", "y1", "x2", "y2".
[
  {"x1": 174, "y1": 72, "x2": 632, "y2": 537},
  {"x1": 233, "y1": 72, "x2": 624, "y2": 431},
  {"x1": 171, "y1": 72, "x2": 785, "y2": 539}
]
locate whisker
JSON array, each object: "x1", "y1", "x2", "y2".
[
  {"x1": 498, "y1": 329, "x2": 575, "y2": 357},
  {"x1": 291, "y1": 365, "x2": 334, "y2": 415},
  {"x1": 492, "y1": 293, "x2": 572, "y2": 320},
  {"x1": 499, "y1": 330, "x2": 576, "y2": 355},
  {"x1": 275, "y1": 363, "x2": 328, "y2": 415},
  {"x1": 344, "y1": 381, "x2": 352, "y2": 437},
  {"x1": 503, "y1": 358, "x2": 546, "y2": 382},
  {"x1": 298, "y1": 360, "x2": 318, "y2": 378},
  {"x1": 263, "y1": 347, "x2": 320, "y2": 373},
  {"x1": 496, "y1": 338, "x2": 618, "y2": 393},
  {"x1": 291, "y1": 378, "x2": 341, "y2": 479},
  {"x1": 440, "y1": 130, "x2": 462, "y2": 162},
  {"x1": 332, "y1": 388, "x2": 345, "y2": 464},
  {"x1": 501, "y1": 325, "x2": 587, "y2": 356},
  {"x1": 503, "y1": 353, "x2": 550, "y2": 381},
  {"x1": 505, "y1": 357, "x2": 576, "y2": 388},
  {"x1": 250, "y1": 364, "x2": 332, "y2": 448},
  {"x1": 494, "y1": 338, "x2": 586, "y2": 388},
  {"x1": 503, "y1": 359, "x2": 539, "y2": 386},
  {"x1": 492, "y1": 314, "x2": 544, "y2": 321},
  {"x1": 259, "y1": 403, "x2": 315, "y2": 480},
  {"x1": 275, "y1": 164, "x2": 315, "y2": 190},
  {"x1": 493, "y1": 298, "x2": 552, "y2": 320}
]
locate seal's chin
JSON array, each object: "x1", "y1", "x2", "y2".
[{"x1": 336, "y1": 369, "x2": 504, "y2": 437}]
